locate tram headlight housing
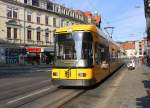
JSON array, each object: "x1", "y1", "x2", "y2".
[
  {"x1": 78, "y1": 73, "x2": 86, "y2": 77},
  {"x1": 53, "y1": 72, "x2": 59, "y2": 76}
]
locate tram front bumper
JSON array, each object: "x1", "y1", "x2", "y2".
[{"x1": 51, "y1": 79, "x2": 96, "y2": 86}]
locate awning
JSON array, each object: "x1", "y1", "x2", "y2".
[{"x1": 26, "y1": 47, "x2": 41, "y2": 53}]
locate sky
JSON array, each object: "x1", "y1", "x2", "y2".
[{"x1": 54, "y1": 0, "x2": 146, "y2": 42}]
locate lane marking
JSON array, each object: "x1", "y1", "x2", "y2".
[{"x1": 7, "y1": 87, "x2": 51, "y2": 104}]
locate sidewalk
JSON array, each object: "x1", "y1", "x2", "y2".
[
  {"x1": 62, "y1": 64, "x2": 150, "y2": 108},
  {"x1": 102, "y1": 64, "x2": 150, "y2": 108}
]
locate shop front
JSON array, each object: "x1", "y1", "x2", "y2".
[
  {"x1": 5, "y1": 47, "x2": 26, "y2": 64},
  {"x1": 26, "y1": 47, "x2": 42, "y2": 65},
  {"x1": 42, "y1": 47, "x2": 54, "y2": 64}
]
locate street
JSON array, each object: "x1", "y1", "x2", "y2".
[
  {"x1": 0, "y1": 0, "x2": 149, "y2": 108},
  {"x1": 0, "y1": 64, "x2": 149, "y2": 108},
  {"x1": 0, "y1": 70, "x2": 51, "y2": 108}
]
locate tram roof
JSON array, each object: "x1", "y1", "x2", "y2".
[
  {"x1": 55, "y1": 24, "x2": 107, "y2": 40},
  {"x1": 55, "y1": 24, "x2": 119, "y2": 47},
  {"x1": 55, "y1": 24, "x2": 98, "y2": 33}
]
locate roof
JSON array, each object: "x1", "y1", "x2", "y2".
[
  {"x1": 55, "y1": 24, "x2": 98, "y2": 33},
  {"x1": 120, "y1": 42, "x2": 135, "y2": 49}
]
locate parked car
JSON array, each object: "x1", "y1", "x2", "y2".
[{"x1": 127, "y1": 59, "x2": 135, "y2": 70}]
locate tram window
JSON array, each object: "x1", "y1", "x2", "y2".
[
  {"x1": 95, "y1": 43, "x2": 101, "y2": 64},
  {"x1": 82, "y1": 32, "x2": 93, "y2": 42},
  {"x1": 110, "y1": 49, "x2": 118, "y2": 62},
  {"x1": 95, "y1": 43, "x2": 108, "y2": 65},
  {"x1": 95, "y1": 44, "x2": 103, "y2": 64},
  {"x1": 55, "y1": 32, "x2": 93, "y2": 61},
  {"x1": 82, "y1": 43, "x2": 92, "y2": 59}
]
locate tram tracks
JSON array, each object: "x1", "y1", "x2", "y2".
[
  {"x1": 18, "y1": 87, "x2": 86, "y2": 108},
  {"x1": 0, "y1": 84, "x2": 58, "y2": 108},
  {"x1": 0, "y1": 82, "x2": 87, "y2": 108},
  {"x1": 0, "y1": 79, "x2": 51, "y2": 101},
  {"x1": 43, "y1": 89, "x2": 86, "y2": 108}
]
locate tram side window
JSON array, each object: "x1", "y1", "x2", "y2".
[
  {"x1": 95, "y1": 43, "x2": 108, "y2": 65},
  {"x1": 110, "y1": 49, "x2": 118, "y2": 62},
  {"x1": 95, "y1": 44, "x2": 101, "y2": 64},
  {"x1": 101, "y1": 47, "x2": 108, "y2": 63}
]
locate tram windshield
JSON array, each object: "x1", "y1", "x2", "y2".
[{"x1": 54, "y1": 32, "x2": 93, "y2": 67}]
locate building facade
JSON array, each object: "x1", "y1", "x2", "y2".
[
  {"x1": 144, "y1": 0, "x2": 150, "y2": 45},
  {"x1": 83, "y1": 11, "x2": 101, "y2": 28},
  {"x1": 0, "y1": 0, "x2": 98, "y2": 65},
  {"x1": 135, "y1": 40, "x2": 147, "y2": 57},
  {"x1": 120, "y1": 41, "x2": 136, "y2": 58},
  {"x1": 120, "y1": 40, "x2": 147, "y2": 58},
  {"x1": 144, "y1": 0, "x2": 150, "y2": 65}
]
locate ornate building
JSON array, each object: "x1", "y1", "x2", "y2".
[{"x1": 0, "y1": 0, "x2": 100, "y2": 65}]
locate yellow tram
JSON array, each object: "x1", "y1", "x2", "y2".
[{"x1": 51, "y1": 24, "x2": 124, "y2": 86}]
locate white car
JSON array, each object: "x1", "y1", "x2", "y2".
[{"x1": 127, "y1": 60, "x2": 135, "y2": 70}]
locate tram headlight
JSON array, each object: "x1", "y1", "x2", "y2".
[
  {"x1": 78, "y1": 73, "x2": 86, "y2": 77},
  {"x1": 53, "y1": 72, "x2": 59, "y2": 76}
]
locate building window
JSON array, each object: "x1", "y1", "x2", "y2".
[
  {"x1": 139, "y1": 51, "x2": 142, "y2": 55},
  {"x1": 7, "y1": 8, "x2": 12, "y2": 18},
  {"x1": 47, "y1": 2, "x2": 53, "y2": 10},
  {"x1": 56, "y1": 7, "x2": 59, "y2": 13},
  {"x1": 7, "y1": 7, "x2": 18, "y2": 19},
  {"x1": 24, "y1": 0, "x2": 32, "y2": 4},
  {"x1": 27, "y1": 14, "x2": 31, "y2": 22},
  {"x1": 13, "y1": 9, "x2": 17, "y2": 19},
  {"x1": 27, "y1": 30, "x2": 31, "y2": 40},
  {"x1": 14, "y1": 28, "x2": 17, "y2": 39},
  {"x1": 24, "y1": 0, "x2": 27, "y2": 3},
  {"x1": 40, "y1": 0, "x2": 47, "y2": 9},
  {"x1": 60, "y1": 19, "x2": 65, "y2": 27},
  {"x1": 45, "y1": 16, "x2": 49, "y2": 25},
  {"x1": 7, "y1": 27, "x2": 11, "y2": 39},
  {"x1": 37, "y1": 31, "x2": 40, "y2": 41},
  {"x1": 37, "y1": 16, "x2": 40, "y2": 24},
  {"x1": 45, "y1": 32, "x2": 49, "y2": 43},
  {"x1": 53, "y1": 18, "x2": 56, "y2": 27},
  {"x1": 32, "y1": 0, "x2": 39, "y2": 6}
]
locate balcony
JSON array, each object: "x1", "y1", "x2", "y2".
[
  {"x1": 45, "y1": 41, "x2": 54, "y2": 46},
  {"x1": 37, "y1": 40, "x2": 44, "y2": 45},
  {"x1": 0, "y1": 37, "x2": 23, "y2": 46},
  {"x1": 26, "y1": 40, "x2": 35, "y2": 45},
  {"x1": 7, "y1": 38, "x2": 22, "y2": 44}
]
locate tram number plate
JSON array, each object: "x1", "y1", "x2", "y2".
[{"x1": 65, "y1": 69, "x2": 71, "y2": 78}]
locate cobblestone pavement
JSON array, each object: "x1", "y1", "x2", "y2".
[{"x1": 103, "y1": 64, "x2": 150, "y2": 108}]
